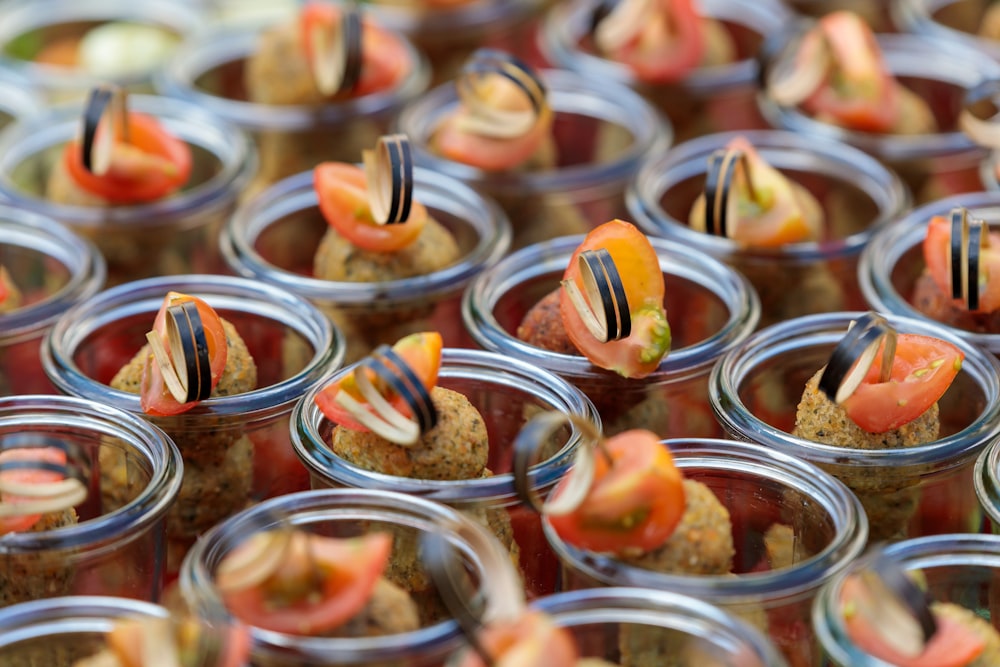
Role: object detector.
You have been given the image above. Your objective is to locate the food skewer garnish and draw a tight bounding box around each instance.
[314,331,441,446]
[948,207,990,312]
[361,133,414,225]
[513,410,685,555]
[0,437,87,534]
[301,1,363,97]
[923,206,1000,315]
[81,83,130,176]
[705,147,755,239]
[818,312,898,405]
[561,248,631,343]
[456,49,548,140]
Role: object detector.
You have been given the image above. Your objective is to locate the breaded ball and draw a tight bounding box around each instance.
[330,577,420,637]
[330,386,488,480]
[516,289,576,354]
[0,508,77,607]
[912,271,1000,334]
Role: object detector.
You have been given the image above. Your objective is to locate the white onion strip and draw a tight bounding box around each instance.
[561,248,631,343]
[593,0,653,53]
[215,528,294,593]
[456,48,548,139]
[81,84,130,176]
[817,313,897,404]
[767,27,831,107]
[362,134,414,225]
[307,3,362,96]
[0,458,87,518]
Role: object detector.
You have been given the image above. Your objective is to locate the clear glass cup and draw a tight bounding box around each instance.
[529,587,790,666]
[223,166,511,364]
[462,233,759,437]
[0,0,203,104]
[758,31,1000,204]
[181,487,510,667]
[544,437,867,667]
[156,20,430,200]
[813,533,1000,666]
[0,205,105,397]
[859,191,1000,356]
[0,394,183,606]
[396,68,671,250]
[42,274,344,575]
[0,94,257,288]
[791,0,894,31]
[0,72,40,135]
[539,0,792,143]
[893,0,1000,62]
[711,310,1000,542]
[628,129,910,329]
[975,435,1000,532]
[292,347,599,600]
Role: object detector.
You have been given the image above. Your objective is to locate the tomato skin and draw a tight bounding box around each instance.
[606,0,705,84]
[139,292,228,417]
[548,430,685,555]
[455,611,578,667]
[64,113,192,204]
[313,162,428,253]
[433,105,554,172]
[840,333,963,434]
[923,215,1000,314]
[220,532,392,636]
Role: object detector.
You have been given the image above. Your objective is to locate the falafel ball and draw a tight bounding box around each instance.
[0,508,78,607]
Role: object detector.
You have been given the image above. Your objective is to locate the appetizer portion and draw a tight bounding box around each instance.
[793,313,963,539]
[31,21,180,79]
[766,11,936,135]
[0,266,22,314]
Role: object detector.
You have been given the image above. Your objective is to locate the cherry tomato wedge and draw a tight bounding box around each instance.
[139,292,228,417]
[840,333,963,434]
[219,532,392,636]
[0,266,12,306]
[314,331,442,431]
[0,447,71,535]
[455,610,578,667]
[313,162,428,253]
[605,0,705,84]
[923,215,1000,314]
[559,220,671,379]
[548,429,685,555]
[64,112,192,204]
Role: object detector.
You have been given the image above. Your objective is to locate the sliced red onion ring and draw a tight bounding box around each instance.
[561,248,631,344]
[958,78,1000,149]
[818,312,897,404]
[307,2,362,96]
[593,0,653,53]
[362,134,414,225]
[766,23,831,107]
[456,48,548,139]
[81,84,129,176]
[512,411,603,517]
[146,302,211,405]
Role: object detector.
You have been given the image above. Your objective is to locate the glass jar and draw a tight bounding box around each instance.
[539,0,791,143]
[0,0,203,103]
[156,19,430,199]
[462,233,759,437]
[859,191,1000,356]
[0,94,256,287]
[813,533,1000,666]
[791,0,894,30]
[0,205,105,396]
[0,72,40,135]
[0,394,182,606]
[893,0,1000,62]
[758,30,1000,205]
[181,487,509,667]
[397,68,671,250]
[529,587,790,666]
[544,437,867,667]
[711,311,1000,541]
[975,435,1000,532]
[292,347,598,599]
[42,274,343,575]
[628,129,909,329]
[223,166,511,364]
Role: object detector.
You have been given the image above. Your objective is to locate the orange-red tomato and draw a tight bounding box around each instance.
[0,447,71,535]
[923,215,1000,314]
[139,292,228,417]
[841,333,963,433]
[455,611,578,667]
[605,0,705,84]
[548,429,685,554]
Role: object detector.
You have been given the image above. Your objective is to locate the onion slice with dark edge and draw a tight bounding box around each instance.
[948,207,989,311]
[362,134,414,225]
[455,49,548,139]
[214,528,295,593]
[305,1,362,96]
[561,248,631,343]
[593,0,653,53]
[958,78,1000,149]
[0,440,88,518]
[818,312,897,404]
[512,411,603,517]
[704,148,757,239]
[765,21,831,107]
[81,83,130,176]
[145,302,212,405]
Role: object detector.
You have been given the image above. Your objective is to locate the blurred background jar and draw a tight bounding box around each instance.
[0,94,256,287]
[976,434,1000,532]
[0,72,40,136]
[628,129,909,329]
[893,0,1000,62]
[0,395,182,606]
[711,311,1000,541]
[0,0,202,103]
[42,274,343,576]
[789,0,894,31]
[0,204,105,397]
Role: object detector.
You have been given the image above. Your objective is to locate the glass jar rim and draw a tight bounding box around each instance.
[368,0,544,37]
[891,0,1000,63]
[0,595,168,646]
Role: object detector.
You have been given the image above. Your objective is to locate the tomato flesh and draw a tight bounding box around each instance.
[840,333,963,433]
[559,219,671,379]
[64,113,192,204]
[455,611,578,667]
[139,292,228,417]
[548,430,685,554]
[606,0,705,84]
[923,215,1000,314]
[0,447,71,535]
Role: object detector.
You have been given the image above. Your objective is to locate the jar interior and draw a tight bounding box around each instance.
[0,243,71,306]
[0,632,105,665]
[547,111,635,168]
[931,0,992,34]
[192,54,250,102]
[2,20,181,63]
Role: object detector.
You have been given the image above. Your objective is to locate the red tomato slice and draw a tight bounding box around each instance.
[0,266,11,306]
[139,291,228,417]
[606,0,705,84]
[923,215,1000,314]
[313,162,428,253]
[840,333,963,434]
[220,532,392,636]
[455,611,578,667]
[840,574,985,667]
[314,331,442,431]
[0,447,69,535]
[548,430,685,554]
[559,220,671,379]
[64,112,192,204]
